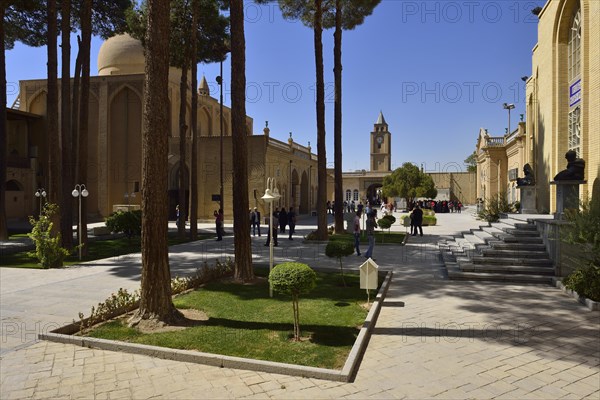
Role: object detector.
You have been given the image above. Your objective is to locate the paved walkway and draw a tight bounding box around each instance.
[1,209,599,399]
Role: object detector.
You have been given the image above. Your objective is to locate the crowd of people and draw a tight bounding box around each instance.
[419,199,462,213]
[205,197,463,244]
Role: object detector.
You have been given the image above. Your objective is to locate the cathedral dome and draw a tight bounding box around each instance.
[98,34,145,76]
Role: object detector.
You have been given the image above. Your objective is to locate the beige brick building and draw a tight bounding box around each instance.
[7,34,317,222]
[477,0,599,212]
[6,35,477,223]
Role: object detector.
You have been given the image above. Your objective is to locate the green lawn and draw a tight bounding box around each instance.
[87,268,379,369]
[0,233,212,269]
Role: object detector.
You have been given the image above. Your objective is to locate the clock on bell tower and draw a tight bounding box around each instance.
[370,111,391,172]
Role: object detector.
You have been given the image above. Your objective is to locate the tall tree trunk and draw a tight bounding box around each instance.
[189,1,198,241]
[47,0,62,267]
[71,37,81,250]
[0,5,8,240]
[333,0,344,234]
[78,0,92,256]
[130,0,181,326]
[178,63,188,239]
[72,37,81,171]
[230,0,253,281]
[314,0,327,240]
[60,0,73,249]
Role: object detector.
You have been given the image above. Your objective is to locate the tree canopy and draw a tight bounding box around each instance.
[464,151,477,173]
[381,163,437,206]
[277,0,379,29]
[127,0,229,67]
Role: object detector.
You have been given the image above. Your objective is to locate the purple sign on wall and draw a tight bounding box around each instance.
[569,79,581,107]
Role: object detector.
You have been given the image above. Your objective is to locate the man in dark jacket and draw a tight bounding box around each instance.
[411,205,423,236]
[287,207,296,240]
[251,207,261,236]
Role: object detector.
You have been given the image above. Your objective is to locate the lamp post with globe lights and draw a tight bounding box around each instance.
[262,177,280,297]
[72,184,89,260]
[34,188,47,216]
[503,103,515,135]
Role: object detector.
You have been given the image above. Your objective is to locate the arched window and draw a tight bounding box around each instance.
[345,190,351,202]
[353,190,359,202]
[568,5,582,156]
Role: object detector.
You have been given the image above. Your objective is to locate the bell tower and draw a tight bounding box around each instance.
[370,111,391,172]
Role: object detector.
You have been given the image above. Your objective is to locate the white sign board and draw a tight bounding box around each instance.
[359,258,379,290]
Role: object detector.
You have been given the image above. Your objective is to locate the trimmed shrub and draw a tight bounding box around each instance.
[377,217,392,230]
[105,210,142,239]
[382,214,396,225]
[422,215,437,226]
[269,262,317,341]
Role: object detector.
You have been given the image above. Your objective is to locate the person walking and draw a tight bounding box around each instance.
[353,210,362,256]
[214,209,223,241]
[264,211,279,247]
[251,207,261,236]
[411,204,423,236]
[364,210,376,260]
[287,207,296,240]
[279,207,288,233]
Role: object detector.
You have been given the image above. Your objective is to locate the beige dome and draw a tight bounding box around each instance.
[98,34,145,76]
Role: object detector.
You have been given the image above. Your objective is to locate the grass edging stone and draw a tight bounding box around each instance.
[554,278,600,311]
[39,270,393,382]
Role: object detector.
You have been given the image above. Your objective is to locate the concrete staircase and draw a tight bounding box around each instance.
[440,215,555,284]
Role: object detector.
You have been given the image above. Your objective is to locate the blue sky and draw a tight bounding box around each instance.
[5,0,546,172]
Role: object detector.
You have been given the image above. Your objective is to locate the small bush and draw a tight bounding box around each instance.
[304,230,319,241]
[382,214,396,225]
[422,215,437,226]
[269,262,317,341]
[325,240,354,258]
[563,263,600,302]
[105,210,142,239]
[377,218,392,230]
[28,203,69,268]
[478,193,511,223]
[561,196,600,302]
[511,201,521,213]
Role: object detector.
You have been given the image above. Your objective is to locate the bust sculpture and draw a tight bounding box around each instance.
[517,163,535,186]
[553,150,585,181]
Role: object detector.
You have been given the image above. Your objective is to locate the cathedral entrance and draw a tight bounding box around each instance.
[168,161,189,220]
[366,183,385,206]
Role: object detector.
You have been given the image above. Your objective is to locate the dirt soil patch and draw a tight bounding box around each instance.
[133,308,208,334]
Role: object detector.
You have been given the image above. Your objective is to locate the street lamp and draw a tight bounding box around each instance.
[34,188,47,216]
[503,103,515,134]
[262,177,281,297]
[72,184,89,261]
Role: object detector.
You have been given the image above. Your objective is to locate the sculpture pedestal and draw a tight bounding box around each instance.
[517,186,537,214]
[550,180,586,219]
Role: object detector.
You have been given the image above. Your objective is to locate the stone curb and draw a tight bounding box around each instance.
[553,278,600,311]
[39,270,393,382]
